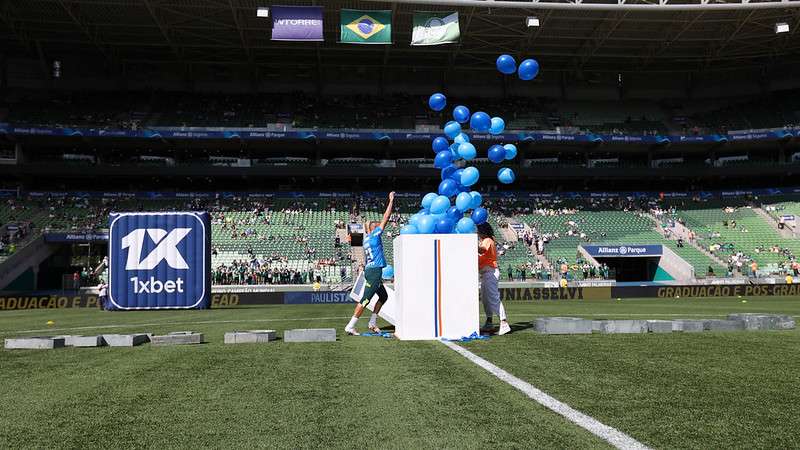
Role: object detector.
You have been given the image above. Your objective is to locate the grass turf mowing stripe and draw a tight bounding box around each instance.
[442,340,651,450]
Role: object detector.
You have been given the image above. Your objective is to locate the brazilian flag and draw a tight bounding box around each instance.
[340,9,392,44]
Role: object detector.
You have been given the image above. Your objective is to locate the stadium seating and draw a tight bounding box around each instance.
[3,194,799,283]
[669,202,800,272]
[9,89,800,135]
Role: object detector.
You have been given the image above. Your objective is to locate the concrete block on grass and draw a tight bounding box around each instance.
[533,317,592,335]
[102,334,150,347]
[703,319,745,332]
[672,320,704,332]
[5,337,65,349]
[224,330,277,344]
[646,320,674,333]
[727,313,795,330]
[595,320,647,334]
[151,331,204,346]
[284,328,336,342]
[70,335,106,347]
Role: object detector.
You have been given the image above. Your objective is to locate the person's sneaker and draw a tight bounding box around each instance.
[498,321,511,336]
[345,327,360,336]
[368,324,382,333]
[480,321,495,333]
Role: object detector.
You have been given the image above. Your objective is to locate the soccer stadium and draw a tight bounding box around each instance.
[1,0,800,448]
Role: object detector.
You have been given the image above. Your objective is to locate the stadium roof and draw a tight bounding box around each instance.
[2,0,800,75]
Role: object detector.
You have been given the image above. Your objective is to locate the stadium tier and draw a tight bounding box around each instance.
[2,193,798,284]
[4,89,800,136]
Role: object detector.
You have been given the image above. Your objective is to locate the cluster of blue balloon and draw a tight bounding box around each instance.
[404,92,519,235]
[496,54,539,81]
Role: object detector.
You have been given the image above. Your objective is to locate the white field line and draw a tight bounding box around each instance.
[442,340,651,450]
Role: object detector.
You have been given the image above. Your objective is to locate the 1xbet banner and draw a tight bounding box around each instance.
[108,212,211,310]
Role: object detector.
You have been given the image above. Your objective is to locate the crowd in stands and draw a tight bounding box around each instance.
[3,191,800,285]
[7,89,800,135]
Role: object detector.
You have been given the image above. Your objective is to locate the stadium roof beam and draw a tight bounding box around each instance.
[575,11,629,70]
[0,1,33,53]
[142,0,183,61]
[447,6,477,75]
[714,10,758,57]
[228,0,253,64]
[517,9,551,57]
[371,0,800,11]
[54,0,114,63]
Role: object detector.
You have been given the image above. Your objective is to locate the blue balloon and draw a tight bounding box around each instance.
[458,142,476,160]
[488,144,506,163]
[400,224,418,235]
[456,217,477,234]
[417,215,436,234]
[430,195,450,214]
[489,117,505,135]
[446,206,462,221]
[429,93,447,111]
[455,192,472,211]
[432,136,449,153]
[503,143,518,160]
[408,214,421,227]
[444,121,461,139]
[471,207,488,225]
[498,167,516,184]
[470,112,491,133]
[421,192,438,209]
[469,191,483,209]
[461,166,480,186]
[450,168,465,183]
[434,150,454,168]
[458,182,470,193]
[518,59,539,81]
[438,178,459,197]
[441,165,457,180]
[448,142,460,157]
[435,217,455,234]
[453,105,471,123]
[382,265,395,279]
[454,133,470,145]
[496,54,517,75]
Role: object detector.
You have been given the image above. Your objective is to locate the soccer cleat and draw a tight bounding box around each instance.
[368,324,382,333]
[345,327,360,336]
[480,321,495,333]
[498,321,511,336]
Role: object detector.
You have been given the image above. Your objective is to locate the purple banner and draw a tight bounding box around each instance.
[271,6,324,41]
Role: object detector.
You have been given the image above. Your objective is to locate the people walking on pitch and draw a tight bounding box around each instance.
[344,192,395,336]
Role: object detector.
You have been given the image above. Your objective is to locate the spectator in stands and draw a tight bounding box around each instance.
[507,265,514,281]
[750,261,758,277]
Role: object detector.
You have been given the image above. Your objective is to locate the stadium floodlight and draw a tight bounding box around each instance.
[775,22,789,33]
[256,7,269,18]
[526,16,540,27]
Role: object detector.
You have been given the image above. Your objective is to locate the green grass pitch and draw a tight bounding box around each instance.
[1,296,798,449]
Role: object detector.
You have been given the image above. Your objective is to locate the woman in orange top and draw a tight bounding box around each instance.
[477,222,510,335]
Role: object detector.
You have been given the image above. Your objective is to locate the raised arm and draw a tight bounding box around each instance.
[378,191,395,231]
